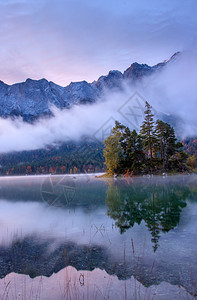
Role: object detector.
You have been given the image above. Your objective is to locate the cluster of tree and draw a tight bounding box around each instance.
[183,137,197,157]
[0,140,105,175]
[183,138,197,169]
[104,101,195,175]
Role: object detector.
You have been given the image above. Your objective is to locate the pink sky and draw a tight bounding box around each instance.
[0,0,196,86]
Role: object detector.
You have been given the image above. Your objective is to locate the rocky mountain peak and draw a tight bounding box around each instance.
[123,62,153,80]
[96,69,123,90]
[0,53,179,121]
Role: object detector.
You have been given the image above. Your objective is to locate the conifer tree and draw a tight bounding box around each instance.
[122,128,145,173]
[155,120,177,168]
[140,101,156,158]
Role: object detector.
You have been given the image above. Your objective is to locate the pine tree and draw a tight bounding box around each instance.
[122,128,145,173]
[155,120,177,168]
[140,101,157,158]
[155,120,165,161]
[166,125,177,160]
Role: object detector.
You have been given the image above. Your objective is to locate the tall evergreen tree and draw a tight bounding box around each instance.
[155,120,177,168]
[155,120,165,161]
[122,128,145,173]
[140,101,156,158]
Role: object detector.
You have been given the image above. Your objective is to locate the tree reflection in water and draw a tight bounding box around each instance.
[105,177,191,252]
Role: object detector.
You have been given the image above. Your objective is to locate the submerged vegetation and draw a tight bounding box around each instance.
[104,101,196,175]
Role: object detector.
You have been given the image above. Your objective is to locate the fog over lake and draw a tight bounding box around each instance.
[0,174,196,299]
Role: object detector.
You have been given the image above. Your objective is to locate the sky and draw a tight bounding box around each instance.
[0,0,197,86]
[0,0,196,152]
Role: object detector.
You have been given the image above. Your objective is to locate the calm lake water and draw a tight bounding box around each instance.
[0,174,197,299]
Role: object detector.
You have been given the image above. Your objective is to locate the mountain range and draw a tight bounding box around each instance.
[0,52,179,122]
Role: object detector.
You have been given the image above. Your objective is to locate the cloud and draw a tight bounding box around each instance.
[140,51,197,137]
[0,50,196,153]
[0,93,131,153]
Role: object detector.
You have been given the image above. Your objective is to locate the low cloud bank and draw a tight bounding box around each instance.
[0,51,196,153]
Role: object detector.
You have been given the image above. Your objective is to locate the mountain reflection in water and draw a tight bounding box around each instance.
[0,174,196,298]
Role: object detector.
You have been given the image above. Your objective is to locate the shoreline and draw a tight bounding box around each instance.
[96,170,196,178]
[0,172,106,180]
[0,171,196,180]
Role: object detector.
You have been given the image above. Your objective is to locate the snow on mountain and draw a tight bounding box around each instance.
[0,52,180,122]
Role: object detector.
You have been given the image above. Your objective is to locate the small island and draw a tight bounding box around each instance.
[104,102,196,176]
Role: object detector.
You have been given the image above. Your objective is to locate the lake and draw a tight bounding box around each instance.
[0,174,196,299]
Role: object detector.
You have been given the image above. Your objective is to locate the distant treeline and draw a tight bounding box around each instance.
[0,140,105,175]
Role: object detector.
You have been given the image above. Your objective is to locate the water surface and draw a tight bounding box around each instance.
[0,174,196,299]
